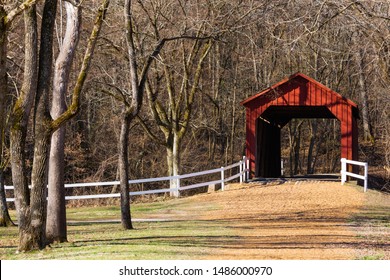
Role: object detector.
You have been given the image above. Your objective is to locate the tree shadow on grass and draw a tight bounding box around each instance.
[3,205,389,258]
[71,232,390,251]
[352,206,390,226]
[67,206,390,254]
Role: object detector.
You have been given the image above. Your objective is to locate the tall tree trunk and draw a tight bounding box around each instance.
[46,127,67,242]
[358,50,374,143]
[293,124,302,175]
[10,4,38,251]
[288,120,303,176]
[306,120,317,174]
[117,0,143,229]
[166,133,180,197]
[229,64,238,164]
[22,0,58,251]
[46,0,81,243]
[0,169,14,226]
[0,5,13,227]
[118,111,133,229]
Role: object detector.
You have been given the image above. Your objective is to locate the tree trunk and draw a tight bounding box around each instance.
[46,126,67,242]
[28,124,51,250]
[306,120,317,174]
[288,120,303,176]
[293,124,302,175]
[0,169,14,226]
[229,64,238,164]
[116,0,143,229]
[166,132,180,197]
[118,111,133,229]
[18,0,58,251]
[10,123,31,249]
[358,50,374,142]
[10,4,38,251]
[0,5,13,227]
[172,134,180,179]
[46,0,81,243]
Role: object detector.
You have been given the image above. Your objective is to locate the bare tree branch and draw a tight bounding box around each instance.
[4,0,40,26]
[52,0,110,131]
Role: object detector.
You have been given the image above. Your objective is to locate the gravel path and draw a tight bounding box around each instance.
[190,181,367,259]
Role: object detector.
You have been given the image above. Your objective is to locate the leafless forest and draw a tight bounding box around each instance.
[49,0,389,184]
[0,0,389,250]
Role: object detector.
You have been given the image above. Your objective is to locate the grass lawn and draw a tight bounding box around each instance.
[0,197,229,260]
[350,186,390,260]
[1,183,389,260]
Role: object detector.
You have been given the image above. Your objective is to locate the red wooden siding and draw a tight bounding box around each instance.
[241,72,359,178]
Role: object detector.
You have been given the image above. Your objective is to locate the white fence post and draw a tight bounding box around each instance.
[175,176,181,197]
[221,166,225,191]
[239,159,243,184]
[364,162,368,192]
[341,158,347,185]
[246,157,250,182]
[281,159,284,176]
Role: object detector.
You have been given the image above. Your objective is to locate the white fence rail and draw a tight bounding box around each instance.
[341,158,368,192]
[5,157,250,202]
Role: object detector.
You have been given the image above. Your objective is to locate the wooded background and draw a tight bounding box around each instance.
[0,0,389,251]
[2,0,390,187]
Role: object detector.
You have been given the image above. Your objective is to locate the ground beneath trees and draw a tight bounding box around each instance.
[2,180,389,260]
[166,181,390,259]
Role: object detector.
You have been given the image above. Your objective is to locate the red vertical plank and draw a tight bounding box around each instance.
[332,91,341,118]
[259,104,264,117]
[291,88,295,105]
[318,87,322,106]
[245,108,251,160]
[352,116,359,161]
[321,89,326,106]
[247,109,256,177]
[311,84,317,106]
[347,107,352,160]
[323,87,326,106]
[340,114,348,159]
[308,82,313,106]
[328,89,332,115]
[295,87,298,105]
[316,85,321,106]
[325,88,329,106]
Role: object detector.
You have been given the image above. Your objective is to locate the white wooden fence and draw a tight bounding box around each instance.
[5,157,250,202]
[341,158,368,192]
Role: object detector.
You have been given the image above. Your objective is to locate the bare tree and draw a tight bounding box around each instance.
[10,0,109,251]
[46,0,82,243]
[136,0,265,192]
[140,38,212,196]
[0,2,11,227]
[0,0,40,227]
[114,0,187,229]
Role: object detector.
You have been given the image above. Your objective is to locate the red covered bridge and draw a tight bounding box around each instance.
[241,72,359,178]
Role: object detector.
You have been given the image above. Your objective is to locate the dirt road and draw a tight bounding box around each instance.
[184,181,378,259]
